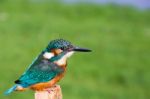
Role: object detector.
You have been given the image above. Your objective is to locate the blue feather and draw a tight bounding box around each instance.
[4,85,17,95]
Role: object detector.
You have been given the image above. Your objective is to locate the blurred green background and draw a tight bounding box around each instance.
[0,0,150,99]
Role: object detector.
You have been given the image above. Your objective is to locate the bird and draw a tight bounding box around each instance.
[5,39,91,95]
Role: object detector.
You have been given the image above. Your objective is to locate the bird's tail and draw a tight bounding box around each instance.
[4,85,17,95]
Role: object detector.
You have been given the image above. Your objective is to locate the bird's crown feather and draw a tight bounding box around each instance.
[46,39,73,51]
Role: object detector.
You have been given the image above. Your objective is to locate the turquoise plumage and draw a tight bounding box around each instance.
[16,52,64,87]
[5,39,91,95]
[5,85,17,95]
[5,52,64,95]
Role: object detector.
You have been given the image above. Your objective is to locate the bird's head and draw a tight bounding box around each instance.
[43,39,91,65]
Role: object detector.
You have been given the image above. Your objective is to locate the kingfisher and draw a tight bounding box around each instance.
[5,39,91,95]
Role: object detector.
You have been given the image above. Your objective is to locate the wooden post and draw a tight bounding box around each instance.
[35,85,62,99]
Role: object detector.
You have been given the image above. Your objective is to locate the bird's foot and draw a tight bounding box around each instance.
[46,89,51,93]
[44,85,57,93]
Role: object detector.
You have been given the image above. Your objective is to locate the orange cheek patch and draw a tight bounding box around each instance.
[51,49,63,55]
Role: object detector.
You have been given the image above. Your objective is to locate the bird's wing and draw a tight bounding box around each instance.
[14,52,64,87]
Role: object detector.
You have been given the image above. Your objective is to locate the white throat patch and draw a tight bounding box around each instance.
[65,51,74,58]
[55,51,74,66]
[43,52,54,59]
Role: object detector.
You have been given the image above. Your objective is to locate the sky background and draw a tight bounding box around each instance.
[62,0,150,9]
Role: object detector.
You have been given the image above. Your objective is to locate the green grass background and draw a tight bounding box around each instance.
[0,1,150,99]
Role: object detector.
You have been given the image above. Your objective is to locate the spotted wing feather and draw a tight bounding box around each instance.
[15,52,64,88]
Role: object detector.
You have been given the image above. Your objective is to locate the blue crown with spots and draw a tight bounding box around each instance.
[46,39,73,51]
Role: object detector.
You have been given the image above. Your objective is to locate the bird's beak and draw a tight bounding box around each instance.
[73,47,92,52]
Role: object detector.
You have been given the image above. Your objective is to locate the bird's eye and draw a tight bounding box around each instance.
[61,46,68,50]
[60,47,64,50]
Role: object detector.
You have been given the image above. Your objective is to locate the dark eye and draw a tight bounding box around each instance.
[60,47,64,50]
[61,46,69,51]
[60,46,66,50]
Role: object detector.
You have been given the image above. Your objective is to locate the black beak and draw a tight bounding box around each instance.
[73,47,92,52]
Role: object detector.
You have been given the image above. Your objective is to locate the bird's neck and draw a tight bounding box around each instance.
[46,52,66,66]
[49,52,66,62]
[54,51,74,66]
[54,56,67,67]
[43,51,74,66]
